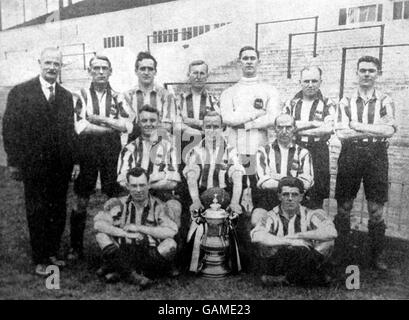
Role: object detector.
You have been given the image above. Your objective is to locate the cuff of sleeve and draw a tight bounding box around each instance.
[93,211,112,223]
[182,164,200,180]
[300,177,313,191]
[117,174,127,187]
[244,122,253,130]
[75,120,89,135]
[166,170,181,182]
[257,176,271,189]
[250,226,263,241]
[228,164,245,181]
[125,121,134,134]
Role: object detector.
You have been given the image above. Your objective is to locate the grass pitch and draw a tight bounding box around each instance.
[1,167,408,300]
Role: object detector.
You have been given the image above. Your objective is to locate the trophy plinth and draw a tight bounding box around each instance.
[200,194,230,279]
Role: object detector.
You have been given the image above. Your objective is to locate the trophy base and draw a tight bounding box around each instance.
[200,265,230,279]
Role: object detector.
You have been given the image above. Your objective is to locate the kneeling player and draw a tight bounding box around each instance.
[251,177,337,286]
[94,167,178,288]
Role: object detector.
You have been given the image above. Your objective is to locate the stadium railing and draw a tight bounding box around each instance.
[287,24,385,79]
[254,16,319,55]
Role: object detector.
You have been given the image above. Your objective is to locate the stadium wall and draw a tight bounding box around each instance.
[0,0,408,237]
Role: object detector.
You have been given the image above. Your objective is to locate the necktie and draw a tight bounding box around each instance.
[48,86,55,103]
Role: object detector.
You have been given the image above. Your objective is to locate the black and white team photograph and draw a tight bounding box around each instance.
[0,0,408,303]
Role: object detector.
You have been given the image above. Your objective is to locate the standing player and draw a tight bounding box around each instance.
[177,60,220,134]
[220,46,281,213]
[285,66,335,209]
[122,51,177,141]
[334,56,396,270]
[69,55,134,261]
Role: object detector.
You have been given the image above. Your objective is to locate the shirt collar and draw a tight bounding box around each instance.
[134,82,161,94]
[201,137,227,149]
[128,195,150,209]
[188,87,208,97]
[272,139,295,150]
[278,205,301,220]
[239,76,259,84]
[140,131,161,145]
[39,75,56,91]
[90,82,109,94]
[353,88,380,102]
[294,89,324,102]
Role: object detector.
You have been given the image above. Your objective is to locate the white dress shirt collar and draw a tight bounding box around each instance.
[39,76,56,100]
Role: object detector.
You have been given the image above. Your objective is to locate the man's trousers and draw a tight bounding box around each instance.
[24,171,70,265]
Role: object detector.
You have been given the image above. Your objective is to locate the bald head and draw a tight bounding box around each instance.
[40,47,62,61]
[39,47,63,84]
[274,113,296,146]
[274,113,295,127]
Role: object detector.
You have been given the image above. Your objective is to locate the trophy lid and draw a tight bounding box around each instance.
[204,193,227,219]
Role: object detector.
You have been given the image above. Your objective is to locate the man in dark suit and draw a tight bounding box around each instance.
[2,47,79,276]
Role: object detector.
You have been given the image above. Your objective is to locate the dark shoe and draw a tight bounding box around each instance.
[49,256,66,268]
[35,264,51,276]
[370,258,389,272]
[261,275,289,287]
[96,264,112,277]
[104,272,121,283]
[67,248,83,261]
[127,271,152,289]
[168,265,180,277]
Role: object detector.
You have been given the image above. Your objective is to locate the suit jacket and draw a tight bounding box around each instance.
[2,76,76,179]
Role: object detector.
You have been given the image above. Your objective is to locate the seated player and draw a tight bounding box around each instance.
[183,111,244,273]
[117,104,182,228]
[251,177,337,287]
[252,113,314,226]
[94,167,178,288]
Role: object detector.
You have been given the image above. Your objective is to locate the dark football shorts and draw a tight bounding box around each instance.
[335,141,389,204]
[300,140,330,202]
[74,133,123,198]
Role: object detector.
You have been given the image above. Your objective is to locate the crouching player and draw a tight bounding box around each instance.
[251,177,337,286]
[94,167,178,289]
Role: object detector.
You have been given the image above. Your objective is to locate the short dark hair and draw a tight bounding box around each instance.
[188,60,208,73]
[139,104,160,116]
[278,177,304,194]
[203,111,222,124]
[238,46,260,59]
[89,55,112,68]
[135,51,157,70]
[357,56,380,71]
[126,166,148,182]
[300,65,322,78]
